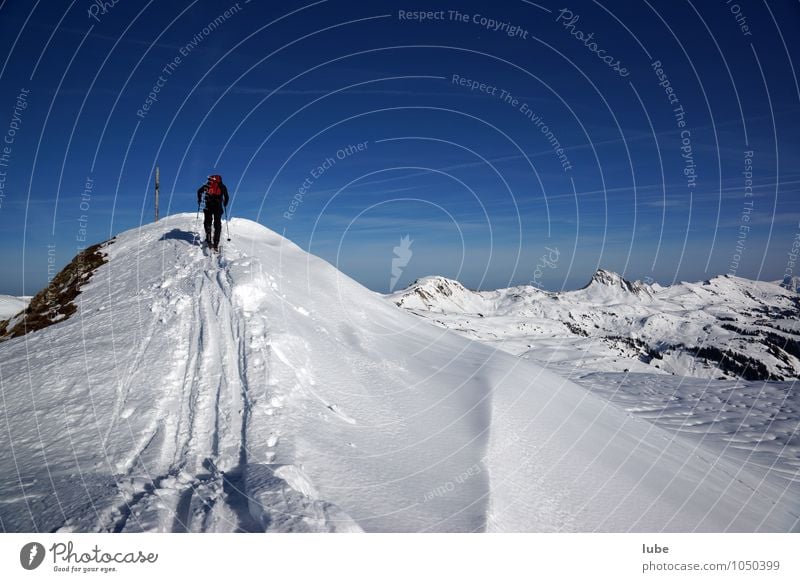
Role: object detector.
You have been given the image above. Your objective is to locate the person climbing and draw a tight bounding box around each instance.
[197,174,229,251]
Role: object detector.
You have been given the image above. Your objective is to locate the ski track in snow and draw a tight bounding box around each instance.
[0,223,357,533]
[99,238,352,532]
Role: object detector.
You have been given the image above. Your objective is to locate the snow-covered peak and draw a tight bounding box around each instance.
[411,275,470,296]
[582,268,654,298]
[387,275,491,313]
[591,268,624,284]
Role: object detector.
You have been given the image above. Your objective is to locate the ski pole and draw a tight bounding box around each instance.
[224,206,231,241]
[195,205,201,245]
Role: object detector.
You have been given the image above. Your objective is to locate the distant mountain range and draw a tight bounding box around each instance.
[388,270,800,381]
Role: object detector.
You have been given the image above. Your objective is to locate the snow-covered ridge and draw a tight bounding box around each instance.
[1,215,797,532]
[389,270,800,380]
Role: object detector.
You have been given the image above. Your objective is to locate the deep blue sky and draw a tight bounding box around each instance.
[1,0,799,295]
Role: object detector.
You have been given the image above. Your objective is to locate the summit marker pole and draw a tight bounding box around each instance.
[154,166,160,222]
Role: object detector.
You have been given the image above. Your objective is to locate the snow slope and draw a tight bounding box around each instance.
[0,294,29,320]
[0,215,797,532]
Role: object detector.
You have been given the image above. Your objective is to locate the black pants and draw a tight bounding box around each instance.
[203,207,223,246]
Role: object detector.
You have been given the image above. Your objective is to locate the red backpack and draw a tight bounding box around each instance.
[207,174,222,196]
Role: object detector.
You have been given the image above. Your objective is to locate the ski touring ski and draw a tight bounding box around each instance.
[200,240,222,260]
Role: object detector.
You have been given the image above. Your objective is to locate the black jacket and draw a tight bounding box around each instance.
[197,182,229,209]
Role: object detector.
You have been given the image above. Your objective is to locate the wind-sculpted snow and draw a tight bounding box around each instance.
[573,372,800,492]
[0,215,797,532]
